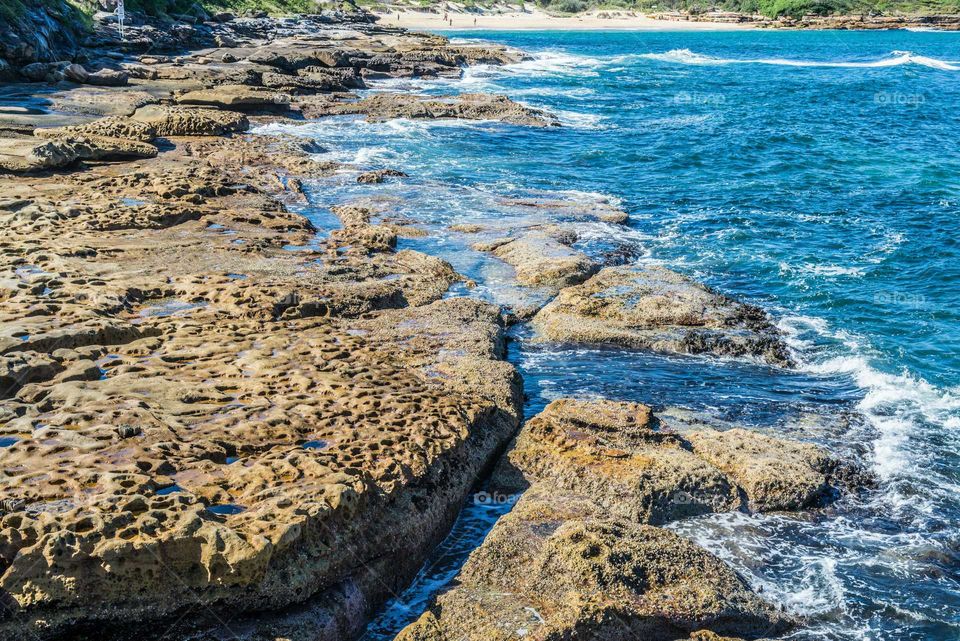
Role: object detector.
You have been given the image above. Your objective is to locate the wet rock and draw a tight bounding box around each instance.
[499,195,630,224]
[683,427,867,512]
[493,398,868,522]
[356,168,407,184]
[396,486,793,641]
[532,265,793,366]
[492,398,741,523]
[300,93,559,127]
[131,105,249,137]
[0,137,78,173]
[475,230,599,290]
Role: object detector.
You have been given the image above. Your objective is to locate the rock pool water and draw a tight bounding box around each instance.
[257,29,960,641]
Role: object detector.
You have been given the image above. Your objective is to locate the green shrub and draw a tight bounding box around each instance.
[551,0,588,11]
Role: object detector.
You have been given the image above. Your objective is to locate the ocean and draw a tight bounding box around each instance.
[255,29,960,641]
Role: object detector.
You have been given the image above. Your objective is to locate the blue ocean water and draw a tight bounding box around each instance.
[258,29,960,641]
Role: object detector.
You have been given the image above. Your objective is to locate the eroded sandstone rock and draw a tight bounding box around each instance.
[493,399,866,522]
[0,137,78,173]
[396,487,793,641]
[532,265,793,366]
[299,92,559,127]
[35,116,158,143]
[131,105,249,137]
[683,427,868,512]
[0,136,518,641]
[475,230,599,291]
[176,83,292,109]
[39,133,158,161]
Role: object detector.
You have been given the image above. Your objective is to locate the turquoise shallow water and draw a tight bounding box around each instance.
[258,29,960,641]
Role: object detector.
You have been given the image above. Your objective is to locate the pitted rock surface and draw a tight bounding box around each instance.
[475,229,599,292]
[131,105,250,137]
[492,398,868,523]
[299,93,559,127]
[395,486,793,641]
[532,265,793,366]
[0,135,520,641]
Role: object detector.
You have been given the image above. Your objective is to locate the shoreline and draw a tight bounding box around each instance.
[376,8,756,31]
[0,10,892,641]
[375,6,960,31]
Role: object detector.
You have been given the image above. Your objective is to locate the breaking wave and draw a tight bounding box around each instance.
[639,48,960,70]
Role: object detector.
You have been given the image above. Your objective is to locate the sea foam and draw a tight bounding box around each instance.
[640,48,960,70]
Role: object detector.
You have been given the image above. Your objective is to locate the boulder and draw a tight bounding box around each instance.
[63,63,89,83]
[492,398,740,523]
[396,487,793,641]
[0,138,78,173]
[19,62,57,82]
[131,105,249,137]
[532,265,793,366]
[86,69,129,86]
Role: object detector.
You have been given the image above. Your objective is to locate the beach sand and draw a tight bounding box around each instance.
[376,7,756,31]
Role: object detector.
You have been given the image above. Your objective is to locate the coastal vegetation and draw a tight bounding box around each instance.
[3,0,958,23]
[536,0,960,17]
[0,0,341,21]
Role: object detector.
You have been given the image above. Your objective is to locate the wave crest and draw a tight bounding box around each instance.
[640,48,960,70]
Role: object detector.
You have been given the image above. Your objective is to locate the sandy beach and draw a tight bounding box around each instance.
[376,7,756,31]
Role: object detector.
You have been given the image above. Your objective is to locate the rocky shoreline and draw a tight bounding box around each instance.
[0,11,874,641]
